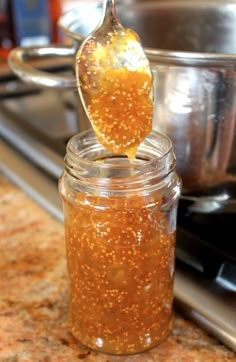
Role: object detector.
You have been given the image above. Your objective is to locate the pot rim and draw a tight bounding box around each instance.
[58,0,236,68]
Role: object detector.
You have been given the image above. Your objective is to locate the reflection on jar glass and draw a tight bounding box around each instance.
[59,129,181,355]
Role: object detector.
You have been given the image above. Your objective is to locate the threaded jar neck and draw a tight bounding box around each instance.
[64,129,177,195]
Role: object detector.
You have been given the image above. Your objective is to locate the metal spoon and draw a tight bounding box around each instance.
[75,0,153,160]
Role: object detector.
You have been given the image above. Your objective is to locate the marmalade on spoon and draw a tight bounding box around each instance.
[77,28,153,160]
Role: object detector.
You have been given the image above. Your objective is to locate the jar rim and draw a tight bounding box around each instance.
[64,129,177,194]
[66,129,173,169]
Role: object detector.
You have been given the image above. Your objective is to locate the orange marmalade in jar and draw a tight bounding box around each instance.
[59,129,181,355]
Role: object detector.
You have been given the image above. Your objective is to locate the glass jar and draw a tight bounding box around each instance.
[59,129,181,355]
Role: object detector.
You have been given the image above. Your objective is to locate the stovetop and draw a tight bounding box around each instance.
[0,73,236,351]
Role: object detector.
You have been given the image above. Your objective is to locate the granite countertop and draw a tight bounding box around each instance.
[0,174,235,362]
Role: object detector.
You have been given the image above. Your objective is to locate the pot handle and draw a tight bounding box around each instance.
[8,44,77,89]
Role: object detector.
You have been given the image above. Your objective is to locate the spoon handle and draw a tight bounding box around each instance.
[102,0,118,24]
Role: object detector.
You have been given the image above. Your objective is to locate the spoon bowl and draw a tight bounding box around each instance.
[75,0,153,160]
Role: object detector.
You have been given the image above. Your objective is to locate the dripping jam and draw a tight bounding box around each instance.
[77,28,153,160]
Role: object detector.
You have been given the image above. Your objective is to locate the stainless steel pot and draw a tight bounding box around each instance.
[8,0,236,194]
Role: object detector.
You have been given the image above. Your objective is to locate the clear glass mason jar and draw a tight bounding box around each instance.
[59,129,181,355]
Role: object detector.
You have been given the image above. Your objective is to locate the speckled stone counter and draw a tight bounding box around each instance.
[0,175,235,362]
